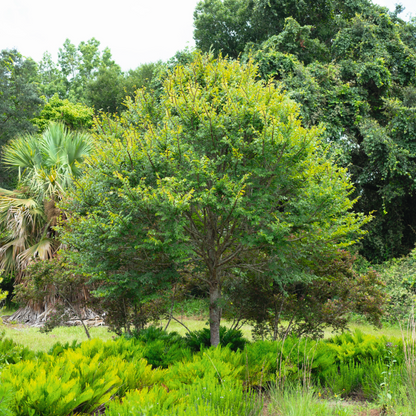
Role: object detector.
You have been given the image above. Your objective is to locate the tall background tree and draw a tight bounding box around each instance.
[0,49,43,186]
[194,0,416,262]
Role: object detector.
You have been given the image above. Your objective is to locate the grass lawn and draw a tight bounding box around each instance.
[0,313,404,352]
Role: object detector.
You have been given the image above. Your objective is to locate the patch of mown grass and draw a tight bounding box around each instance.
[0,314,405,353]
[1,306,18,316]
[335,323,403,340]
[0,324,113,351]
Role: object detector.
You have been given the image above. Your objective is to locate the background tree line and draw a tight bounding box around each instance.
[3,0,416,262]
[194,0,416,263]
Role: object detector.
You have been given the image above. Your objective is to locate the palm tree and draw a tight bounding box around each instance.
[0,122,93,279]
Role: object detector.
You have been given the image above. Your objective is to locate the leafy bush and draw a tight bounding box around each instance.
[165,348,244,390]
[224,251,386,340]
[375,248,416,322]
[0,384,14,416]
[184,326,247,352]
[0,327,411,413]
[48,337,166,395]
[124,326,191,368]
[142,340,192,369]
[105,384,182,416]
[1,350,122,416]
[126,325,183,345]
[106,378,262,416]
[73,337,145,362]
[0,331,35,368]
[47,340,82,356]
[323,329,403,365]
[1,337,169,415]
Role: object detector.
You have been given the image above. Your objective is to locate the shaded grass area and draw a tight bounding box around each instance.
[0,317,404,353]
[165,318,404,341]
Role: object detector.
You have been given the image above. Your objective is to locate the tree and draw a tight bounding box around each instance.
[193,0,373,59]
[249,7,416,261]
[0,49,43,186]
[56,38,120,103]
[223,250,386,340]
[85,62,163,114]
[37,52,67,100]
[0,122,93,324]
[85,66,124,114]
[62,53,369,346]
[194,0,259,58]
[0,123,93,280]
[197,0,416,261]
[32,94,94,132]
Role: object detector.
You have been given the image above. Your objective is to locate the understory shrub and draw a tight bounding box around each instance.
[106,378,262,416]
[47,340,82,356]
[0,384,14,416]
[184,326,247,352]
[375,248,416,323]
[324,330,403,365]
[1,350,122,416]
[125,326,191,368]
[0,331,35,368]
[1,338,166,415]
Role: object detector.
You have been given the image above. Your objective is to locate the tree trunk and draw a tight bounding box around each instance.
[4,302,100,327]
[209,283,221,347]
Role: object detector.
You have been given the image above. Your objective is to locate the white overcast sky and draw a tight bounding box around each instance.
[1,0,415,72]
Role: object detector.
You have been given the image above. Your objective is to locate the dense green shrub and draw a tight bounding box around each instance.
[1,340,166,415]
[165,347,244,389]
[0,332,35,368]
[73,337,145,362]
[184,327,247,352]
[375,248,416,322]
[106,378,262,416]
[1,350,122,416]
[0,384,14,416]
[125,326,183,345]
[47,340,82,356]
[0,327,411,412]
[32,94,94,132]
[142,340,192,369]
[324,330,403,365]
[124,326,191,368]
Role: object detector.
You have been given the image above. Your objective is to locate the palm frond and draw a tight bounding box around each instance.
[0,236,27,274]
[17,236,56,270]
[0,121,93,276]
[2,134,42,170]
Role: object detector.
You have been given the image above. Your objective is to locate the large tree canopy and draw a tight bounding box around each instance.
[36,38,163,115]
[193,0,383,59]
[0,49,42,142]
[194,0,416,261]
[61,53,368,345]
[0,49,43,188]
